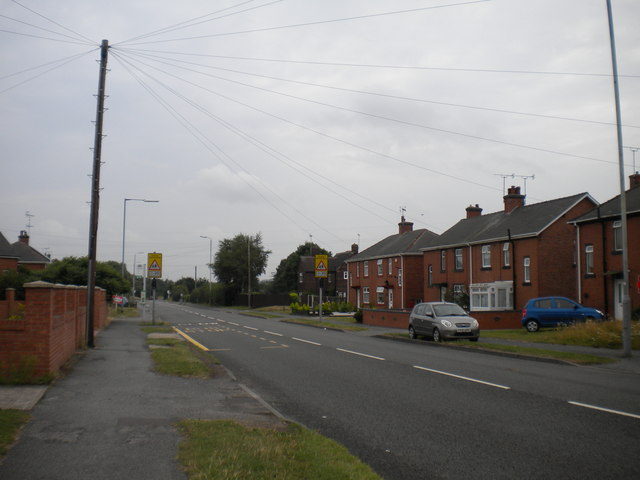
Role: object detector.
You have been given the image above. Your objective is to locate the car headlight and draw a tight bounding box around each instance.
[596,310,604,317]
[440,320,452,327]
[472,319,479,328]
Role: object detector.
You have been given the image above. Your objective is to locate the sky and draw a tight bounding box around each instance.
[1,0,639,282]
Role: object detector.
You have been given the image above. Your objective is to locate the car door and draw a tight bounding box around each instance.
[411,304,425,334]
[554,297,581,324]
[422,304,436,335]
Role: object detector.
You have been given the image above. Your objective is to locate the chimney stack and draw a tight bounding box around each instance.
[351,243,359,255]
[398,216,414,234]
[630,172,640,189]
[18,230,29,245]
[466,204,482,219]
[504,186,525,213]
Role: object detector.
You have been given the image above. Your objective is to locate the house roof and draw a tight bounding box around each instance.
[0,232,19,260]
[422,192,595,250]
[570,185,640,223]
[11,240,51,265]
[347,228,440,262]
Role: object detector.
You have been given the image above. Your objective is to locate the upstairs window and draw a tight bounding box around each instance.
[455,248,463,270]
[440,250,446,271]
[503,242,511,267]
[377,259,383,276]
[613,221,622,251]
[585,245,594,275]
[363,261,369,277]
[388,258,393,275]
[481,245,491,268]
[523,257,531,284]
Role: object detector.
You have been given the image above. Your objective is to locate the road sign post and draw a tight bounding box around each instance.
[147,253,162,325]
[315,255,328,320]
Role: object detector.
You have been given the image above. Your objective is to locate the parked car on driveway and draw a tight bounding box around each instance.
[522,296,604,332]
[408,302,480,342]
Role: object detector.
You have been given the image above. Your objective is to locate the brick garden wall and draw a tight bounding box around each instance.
[0,281,108,380]
[363,308,523,330]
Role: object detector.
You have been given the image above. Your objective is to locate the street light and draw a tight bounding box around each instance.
[121,198,159,278]
[200,235,213,304]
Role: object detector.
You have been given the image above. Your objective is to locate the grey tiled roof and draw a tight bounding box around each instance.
[423,192,594,250]
[570,186,640,223]
[11,240,51,265]
[0,232,19,259]
[347,228,440,262]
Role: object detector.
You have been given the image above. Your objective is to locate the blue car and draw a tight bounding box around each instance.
[522,297,604,332]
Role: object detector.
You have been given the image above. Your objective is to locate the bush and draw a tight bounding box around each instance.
[353,309,363,323]
[290,302,310,315]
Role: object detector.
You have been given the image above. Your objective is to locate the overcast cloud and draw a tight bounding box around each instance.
[1,0,639,281]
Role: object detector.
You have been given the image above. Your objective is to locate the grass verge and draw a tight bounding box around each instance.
[283,317,367,332]
[177,420,382,480]
[147,338,214,378]
[0,409,30,457]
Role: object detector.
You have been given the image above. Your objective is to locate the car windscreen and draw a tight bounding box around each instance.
[433,304,466,317]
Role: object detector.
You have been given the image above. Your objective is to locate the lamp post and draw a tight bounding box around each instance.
[121,198,158,278]
[200,235,213,305]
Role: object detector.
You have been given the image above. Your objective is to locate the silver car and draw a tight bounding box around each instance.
[408,302,480,342]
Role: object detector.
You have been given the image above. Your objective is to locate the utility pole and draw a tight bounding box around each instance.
[247,235,251,308]
[86,39,109,349]
[606,1,631,357]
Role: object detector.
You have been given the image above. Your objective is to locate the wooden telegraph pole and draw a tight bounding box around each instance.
[86,40,109,348]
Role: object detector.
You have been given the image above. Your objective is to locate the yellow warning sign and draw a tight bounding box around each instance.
[147,252,163,278]
[315,254,328,278]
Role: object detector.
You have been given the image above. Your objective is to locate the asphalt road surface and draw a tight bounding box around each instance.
[154,302,640,480]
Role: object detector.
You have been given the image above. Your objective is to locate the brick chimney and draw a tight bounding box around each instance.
[18,230,29,245]
[351,243,359,255]
[466,204,482,219]
[630,172,640,189]
[504,186,525,213]
[398,216,413,234]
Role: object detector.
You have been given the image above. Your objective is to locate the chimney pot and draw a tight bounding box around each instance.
[351,243,359,255]
[504,185,525,213]
[398,217,414,234]
[630,172,640,189]
[466,204,483,219]
[18,230,29,245]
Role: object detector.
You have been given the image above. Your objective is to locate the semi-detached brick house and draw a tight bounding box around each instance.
[0,230,50,272]
[421,186,597,329]
[570,173,640,320]
[346,217,439,310]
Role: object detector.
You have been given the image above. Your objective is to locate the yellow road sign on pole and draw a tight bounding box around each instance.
[315,254,328,278]
[147,252,163,278]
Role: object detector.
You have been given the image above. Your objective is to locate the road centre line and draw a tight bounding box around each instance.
[568,401,640,420]
[264,331,283,337]
[337,348,385,361]
[229,322,239,326]
[413,366,510,390]
[293,337,322,346]
[243,326,259,331]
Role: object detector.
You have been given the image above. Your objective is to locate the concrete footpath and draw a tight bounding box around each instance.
[0,317,285,480]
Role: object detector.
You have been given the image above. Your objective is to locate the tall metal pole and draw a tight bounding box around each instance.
[247,235,251,308]
[121,198,159,278]
[606,0,631,357]
[86,40,109,349]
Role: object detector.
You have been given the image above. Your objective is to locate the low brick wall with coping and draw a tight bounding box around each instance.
[0,281,109,380]
[363,307,523,330]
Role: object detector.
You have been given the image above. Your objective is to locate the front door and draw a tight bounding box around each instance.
[388,289,393,309]
[614,280,625,320]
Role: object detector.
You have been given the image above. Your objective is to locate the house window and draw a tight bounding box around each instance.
[377,259,383,276]
[388,289,393,308]
[440,250,446,271]
[363,286,370,304]
[356,263,360,278]
[398,268,403,287]
[364,261,369,277]
[613,221,622,251]
[388,258,393,275]
[470,282,513,311]
[585,245,594,275]
[455,248,463,271]
[503,242,511,267]
[452,284,466,308]
[376,286,385,304]
[298,272,303,284]
[481,245,491,268]
[427,265,433,287]
[523,257,531,283]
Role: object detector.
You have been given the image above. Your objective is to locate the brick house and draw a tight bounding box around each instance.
[0,231,50,272]
[421,187,598,329]
[570,173,640,319]
[346,217,439,310]
[297,244,359,300]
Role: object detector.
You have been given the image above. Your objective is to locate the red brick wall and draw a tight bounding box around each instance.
[0,282,108,380]
[363,308,410,329]
[0,258,18,271]
[363,308,522,330]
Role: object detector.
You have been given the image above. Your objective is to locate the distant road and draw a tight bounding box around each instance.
[156,302,640,480]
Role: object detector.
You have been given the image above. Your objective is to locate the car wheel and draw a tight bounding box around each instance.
[408,326,417,339]
[525,320,540,333]
[432,327,442,342]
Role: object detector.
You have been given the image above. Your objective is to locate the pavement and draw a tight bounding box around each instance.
[1,313,639,479]
[0,315,286,480]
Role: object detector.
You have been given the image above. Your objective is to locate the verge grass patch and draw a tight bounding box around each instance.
[283,318,367,332]
[178,420,381,480]
[455,342,616,365]
[0,409,30,457]
[148,339,212,378]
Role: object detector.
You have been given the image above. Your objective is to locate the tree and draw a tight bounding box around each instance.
[272,242,331,294]
[39,256,129,296]
[212,233,270,303]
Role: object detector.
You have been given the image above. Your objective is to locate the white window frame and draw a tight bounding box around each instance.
[363,261,369,277]
[427,265,433,287]
[455,248,463,270]
[523,257,531,283]
[481,245,491,268]
[363,286,370,304]
[503,242,510,267]
[398,268,403,287]
[388,289,393,308]
[377,259,383,276]
[343,270,349,280]
[388,258,393,275]
[376,286,385,304]
[440,250,446,271]
[470,281,513,311]
[585,245,594,275]
[613,221,622,251]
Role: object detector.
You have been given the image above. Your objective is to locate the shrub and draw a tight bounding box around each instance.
[353,309,363,323]
[290,302,310,315]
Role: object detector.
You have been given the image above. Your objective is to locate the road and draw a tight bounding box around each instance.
[154,302,640,480]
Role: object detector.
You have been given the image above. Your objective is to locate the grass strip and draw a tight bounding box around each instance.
[141,325,175,334]
[454,342,615,365]
[177,420,381,480]
[147,339,212,378]
[0,409,30,457]
[283,318,367,332]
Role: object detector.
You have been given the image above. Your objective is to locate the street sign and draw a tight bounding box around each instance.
[315,254,328,278]
[112,295,123,305]
[147,252,163,278]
